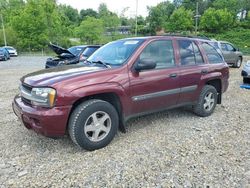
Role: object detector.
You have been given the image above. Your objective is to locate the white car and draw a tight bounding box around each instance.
[242,60,250,84]
[4,46,18,56]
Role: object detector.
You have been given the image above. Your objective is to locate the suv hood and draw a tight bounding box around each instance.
[21,65,105,86]
[49,43,75,56]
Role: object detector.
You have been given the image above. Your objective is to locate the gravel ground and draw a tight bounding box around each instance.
[0,56,249,187]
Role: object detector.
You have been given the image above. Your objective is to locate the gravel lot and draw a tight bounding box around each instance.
[0,56,249,187]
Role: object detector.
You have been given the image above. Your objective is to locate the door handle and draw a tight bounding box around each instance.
[169,73,177,78]
[201,69,208,74]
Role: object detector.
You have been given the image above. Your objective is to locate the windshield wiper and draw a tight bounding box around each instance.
[92,60,111,68]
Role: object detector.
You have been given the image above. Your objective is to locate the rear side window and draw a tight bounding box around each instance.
[178,40,204,66]
[201,43,224,64]
[139,40,175,69]
[221,43,227,51]
[226,44,235,51]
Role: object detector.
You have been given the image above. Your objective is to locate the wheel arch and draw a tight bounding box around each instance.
[205,79,222,104]
[67,92,126,133]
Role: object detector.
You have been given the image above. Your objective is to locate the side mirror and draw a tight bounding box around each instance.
[134,58,156,71]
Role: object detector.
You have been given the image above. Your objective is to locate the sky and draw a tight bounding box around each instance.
[57,0,166,17]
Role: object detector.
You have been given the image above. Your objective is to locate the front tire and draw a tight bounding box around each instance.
[68,99,119,151]
[193,85,218,117]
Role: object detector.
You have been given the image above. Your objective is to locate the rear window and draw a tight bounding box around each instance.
[82,47,99,57]
[201,43,224,64]
[68,46,86,56]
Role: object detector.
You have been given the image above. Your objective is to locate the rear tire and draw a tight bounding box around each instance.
[193,85,218,117]
[233,58,242,68]
[68,99,119,151]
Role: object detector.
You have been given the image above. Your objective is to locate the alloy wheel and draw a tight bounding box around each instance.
[203,92,215,112]
[84,111,111,142]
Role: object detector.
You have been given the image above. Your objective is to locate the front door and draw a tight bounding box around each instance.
[128,40,180,115]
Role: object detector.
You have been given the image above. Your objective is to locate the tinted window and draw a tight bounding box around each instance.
[68,46,86,56]
[88,39,144,66]
[221,43,227,51]
[201,43,224,64]
[82,47,99,57]
[226,44,235,51]
[139,40,175,69]
[193,42,204,64]
[178,40,195,66]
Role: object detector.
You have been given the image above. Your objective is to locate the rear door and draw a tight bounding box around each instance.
[176,39,210,103]
[128,39,180,115]
[220,42,234,64]
[225,43,238,63]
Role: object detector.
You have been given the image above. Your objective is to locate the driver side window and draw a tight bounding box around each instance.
[139,40,175,70]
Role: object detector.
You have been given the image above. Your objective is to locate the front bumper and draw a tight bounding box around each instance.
[12,95,71,137]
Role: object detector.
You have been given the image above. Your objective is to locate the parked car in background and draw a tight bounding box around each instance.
[45,43,101,68]
[0,47,10,61]
[13,36,229,150]
[211,40,243,68]
[242,60,250,84]
[3,46,18,56]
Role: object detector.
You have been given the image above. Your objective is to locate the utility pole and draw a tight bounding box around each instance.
[194,2,201,35]
[0,14,7,46]
[135,0,138,36]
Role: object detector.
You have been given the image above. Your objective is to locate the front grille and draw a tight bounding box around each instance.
[21,96,32,105]
[20,83,33,105]
[22,83,32,92]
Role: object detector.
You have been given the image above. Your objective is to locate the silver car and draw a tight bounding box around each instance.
[242,61,250,84]
[211,41,243,68]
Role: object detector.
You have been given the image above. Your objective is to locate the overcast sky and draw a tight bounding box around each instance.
[57,0,166,17]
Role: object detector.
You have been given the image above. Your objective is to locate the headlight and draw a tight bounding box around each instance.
[31,87,56,107]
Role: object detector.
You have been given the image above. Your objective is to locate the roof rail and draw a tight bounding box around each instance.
[161,33,211,40]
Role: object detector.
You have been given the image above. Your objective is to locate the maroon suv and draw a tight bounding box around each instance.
[13,36,229,150]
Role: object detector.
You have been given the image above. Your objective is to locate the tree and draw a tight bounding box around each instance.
[80,8,98,20]
[98,3,109,17]
[212,0,239,17]
[75,16,104,44]
[147,1,175,33]
[10,0,66,50]
[167,7,193,32]
[58,5,79,25]
[200,8,234,33]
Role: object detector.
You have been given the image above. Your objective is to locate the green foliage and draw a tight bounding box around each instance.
[75,16,104,44]
[147,1,175,33]
[98,3,120,29]
[80,9,98,20]
[167,7,193,32]
[212,0,239,16]
[0,27,17,46]
[200,8,234,33]
[58,5,79,25]
[0,0,249,54]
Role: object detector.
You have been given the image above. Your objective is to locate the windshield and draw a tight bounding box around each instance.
[68,46,86,56]
[6,47,14,50]
[88,39,145,66]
